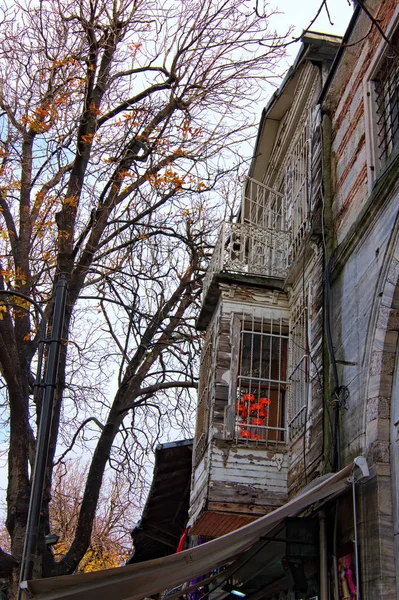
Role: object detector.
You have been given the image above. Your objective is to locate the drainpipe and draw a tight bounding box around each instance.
[321,112,336,471]
[321,109,341,600]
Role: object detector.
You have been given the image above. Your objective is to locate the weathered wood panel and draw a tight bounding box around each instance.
[188,452,209,527]
[208,482,287,508]
[210,443,288,496]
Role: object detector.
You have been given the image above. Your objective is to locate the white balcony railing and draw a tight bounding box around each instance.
[203,221,289,300]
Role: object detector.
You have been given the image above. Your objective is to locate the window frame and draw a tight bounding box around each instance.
[193,323,215,466]
[288,291,311,440]
[226,313,289,445]
[364,6,399,189]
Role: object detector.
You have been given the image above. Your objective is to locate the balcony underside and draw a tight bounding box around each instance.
[190,511,256,538]
[191,485,287,538]
[197,270,285,331]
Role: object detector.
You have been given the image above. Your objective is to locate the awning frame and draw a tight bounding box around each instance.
[22,462,365,600]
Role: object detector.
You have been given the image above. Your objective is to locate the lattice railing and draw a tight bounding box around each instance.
[285,120,311,263]
[202,222,289,300]
[243,177,286,230]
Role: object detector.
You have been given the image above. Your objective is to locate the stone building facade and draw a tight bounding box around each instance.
[321,1,399,596]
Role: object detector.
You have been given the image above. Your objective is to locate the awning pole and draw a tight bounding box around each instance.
[333,499,340,600]
[349,456,369,600]
[319,511,328,600]
[352,475,360,600]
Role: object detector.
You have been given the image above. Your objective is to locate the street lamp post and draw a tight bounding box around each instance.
[0,275,68,597]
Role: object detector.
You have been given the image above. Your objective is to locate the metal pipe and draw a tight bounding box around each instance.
[18,276,68,596]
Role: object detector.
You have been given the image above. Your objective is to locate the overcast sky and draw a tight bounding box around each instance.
[249,0,354,124]
[274,0,354,52]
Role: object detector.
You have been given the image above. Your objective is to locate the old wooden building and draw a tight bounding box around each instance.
[187,2,399,598]
[188,30,343,592]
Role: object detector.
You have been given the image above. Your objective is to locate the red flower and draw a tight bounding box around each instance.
[236,401,248,416]
[252,418,265,426]
[260,397,271,405]
[242,393,255,402]
[240,430,251,438]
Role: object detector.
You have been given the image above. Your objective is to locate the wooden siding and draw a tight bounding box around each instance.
[189,287,290,534]
[188,452,210,528]
[264,62,321,192]
[287,245,325,495]
[189,440,288,538]
[285,101,326,495]
[209,443,288,496]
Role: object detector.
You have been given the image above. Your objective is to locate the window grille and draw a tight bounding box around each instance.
[288,297,309,439]
[234,315,288,445]
[374,38,399,164]
[193,328,214,466]
[285,119,311,263]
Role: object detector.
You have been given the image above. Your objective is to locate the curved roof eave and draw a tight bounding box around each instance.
[248,31,343,182]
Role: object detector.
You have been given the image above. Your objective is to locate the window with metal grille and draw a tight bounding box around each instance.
[234,316,288,444]
[374,36,399,165]
[285,119,311,263]
[288,297,309,439]
[193,328,214,466]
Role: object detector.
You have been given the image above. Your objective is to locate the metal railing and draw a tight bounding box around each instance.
[202,221,289,300]
[243,177,286,231]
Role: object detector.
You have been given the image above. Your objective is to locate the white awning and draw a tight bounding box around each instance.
[23,463,353,600]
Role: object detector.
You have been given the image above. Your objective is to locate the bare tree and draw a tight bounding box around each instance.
[0,462,135,576]
[0,0,289,585]
[50,462,137,572]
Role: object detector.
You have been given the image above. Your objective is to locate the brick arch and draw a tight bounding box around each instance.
[363,222,399,463]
